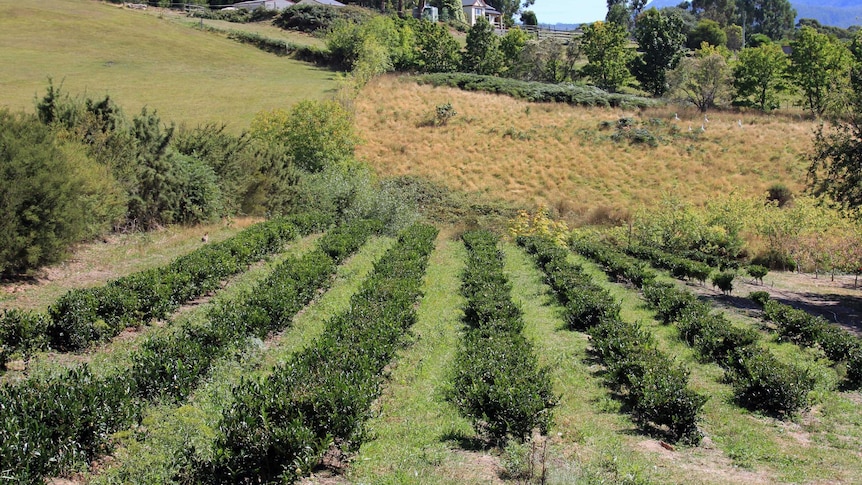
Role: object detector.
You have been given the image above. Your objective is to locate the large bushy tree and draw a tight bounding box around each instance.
[462,17,504,75]
[808,33,862,217]
[632,8,687,96]
[789,26,851,116]
[732,42,789,111]
[581,20,634,92]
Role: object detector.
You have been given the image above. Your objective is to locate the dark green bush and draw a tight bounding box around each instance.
[711,271,735,295]
[451,231,556,445]
[570,237,657,288]
[749,291,770,307]
[274,4,371,33]
[727,347,815,416]
[747,265,769,284]
[0,110,124,275]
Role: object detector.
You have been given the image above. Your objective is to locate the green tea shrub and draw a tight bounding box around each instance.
[727,347,815,416]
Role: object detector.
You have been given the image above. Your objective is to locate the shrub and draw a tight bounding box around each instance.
[767,183,793,207]
[748,290,770,307]
[747,265,768,284]
[711,271,735,295]
[435,102,457,125]
[727,347,815,416]
[274,3,370,33]
[0,110,123,275]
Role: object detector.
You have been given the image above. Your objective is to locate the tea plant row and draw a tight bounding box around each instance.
[750,291,862,389]
[448,230,556,446]
[188,223,438,483]
[0,212,333,367]
[571,237,817,417]
[0,219,377,484]
[519,236,705,444]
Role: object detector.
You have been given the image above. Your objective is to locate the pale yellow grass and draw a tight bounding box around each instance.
[355,75,814,222]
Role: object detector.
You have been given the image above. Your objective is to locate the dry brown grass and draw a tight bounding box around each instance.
[355,75,814,223]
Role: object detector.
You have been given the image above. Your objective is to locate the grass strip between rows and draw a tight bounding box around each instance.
[0,219,377,484]
[190,223,438,483]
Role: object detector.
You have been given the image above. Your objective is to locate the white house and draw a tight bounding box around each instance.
[462,0,502,29]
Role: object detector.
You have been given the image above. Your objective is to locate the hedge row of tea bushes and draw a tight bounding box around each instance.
[751,292,862,389]
[569,236,657,288]
[624,244,713,285]
[0,213,332,369]
[448,230,556,446]
[573,237,817,417]
[640,282,815,417]
[0,219,376,483]
[191,223,437,483]
[416,74,655,108]
[519,236,705,443]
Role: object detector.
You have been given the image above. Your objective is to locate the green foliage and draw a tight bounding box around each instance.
[416,73,655,108]
[570,235,657,288]
[580,21,635,92]
[789,26,851,116]
[450,230,557,445]
[201,223,437,482]
[749,290,771,307]
[0,110,124,275]
[499,27,531,75]
[747,264,768,284]
[727,346,815,417]
[520,9,537,25]
[521,235,704,443]
[733,43,790,111]
[435,102,457,125]
[632,8,687,96]
[766,182,793,207]
[687,19,727,49]
[739,0,796,41]
[710,270,735,294]
[625,244,712,284]
[668,43,732,112]
[462,18,504,76]
[412,18,461,73]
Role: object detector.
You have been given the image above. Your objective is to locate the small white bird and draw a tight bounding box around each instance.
[674,112,680,121]
[704,114,710,123]
[738,119,743,128]
[700,124,706,132]
[688,124,692,132]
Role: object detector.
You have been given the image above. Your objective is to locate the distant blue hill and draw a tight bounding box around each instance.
[645,0,862,28]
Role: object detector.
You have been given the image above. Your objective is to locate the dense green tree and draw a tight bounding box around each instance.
[632,8,687,96]
[581,21,634,92]
[789,26,851,116]
[500,27,531,74]
[413,18,461,72]
[692,0,736,26]
[668,44,732,111]
[732,42,789,111]
[520,9,537,26]
[511,38,577,82]
[808,33,862,216]
[462,17,504,75]
[688,19,727,48]
[434,0,467,24]
[606,0,648,29]
[725,23,743,50]
[737,0,796,41]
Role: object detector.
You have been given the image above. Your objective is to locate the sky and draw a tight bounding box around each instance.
[529,0,610,25]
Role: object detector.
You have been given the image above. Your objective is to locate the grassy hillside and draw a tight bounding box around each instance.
[356,75,813,222]
[0,0,336,130]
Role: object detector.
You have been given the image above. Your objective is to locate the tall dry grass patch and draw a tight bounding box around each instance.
[355,75,815,222]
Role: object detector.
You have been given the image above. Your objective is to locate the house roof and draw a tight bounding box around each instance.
[462,0,484,6]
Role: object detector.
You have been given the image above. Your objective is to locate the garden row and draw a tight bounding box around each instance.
[752,292,862,388]
[0,212,333,369]
[448,230,556,446]
[0,219,377,484]
[187,223,438,483]
[572,236,819,416]
[519,235,705,444]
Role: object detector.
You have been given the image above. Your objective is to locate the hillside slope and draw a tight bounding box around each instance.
[0,0,335,129]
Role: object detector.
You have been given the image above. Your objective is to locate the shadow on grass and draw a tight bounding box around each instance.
[439,428,488,452]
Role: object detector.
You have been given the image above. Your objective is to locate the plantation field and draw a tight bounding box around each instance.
[0,0,336,130]
[355,75,814,222]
